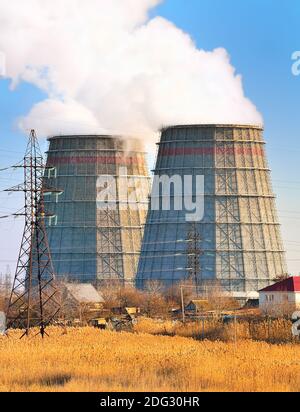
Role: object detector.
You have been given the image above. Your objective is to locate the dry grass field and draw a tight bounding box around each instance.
[0,326,300,392]
[134,317,295,343]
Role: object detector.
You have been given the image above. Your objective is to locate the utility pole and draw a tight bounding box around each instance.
[234,311,237,346]
[6,130,61,338]
[180,285,185,324]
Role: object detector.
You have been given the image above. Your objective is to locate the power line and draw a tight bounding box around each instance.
[268,145,300,153]
[274,179,300,185]
[275,186,300,191]
[0,148,25,154]
[0,166,13,172]
[0,161,24,172]
[279,210,300,215]
[279,216,300,221]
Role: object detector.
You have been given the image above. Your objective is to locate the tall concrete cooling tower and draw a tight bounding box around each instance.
[44,135,150,287]
[136,125,287,294]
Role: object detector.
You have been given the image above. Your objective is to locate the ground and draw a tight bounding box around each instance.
[0,327,300,392]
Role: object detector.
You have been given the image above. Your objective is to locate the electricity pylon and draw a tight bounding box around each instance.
[6,130,60,338]
[187,222,202,296]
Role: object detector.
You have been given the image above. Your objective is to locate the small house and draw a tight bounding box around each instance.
[125,307,141,316]
[62,283,105,322]
[185,299,209,313]
[259,277,300,316]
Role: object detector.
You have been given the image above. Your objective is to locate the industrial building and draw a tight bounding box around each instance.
[136,124,287,295]
[44,135,150,286]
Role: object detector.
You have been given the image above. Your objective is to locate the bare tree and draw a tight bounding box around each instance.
[207,282,239,313]
[141,281,167,318]
[118,286,144,309]
[0,291,6,312]
[100,280,123,310]
[273,273,290,282]
[165,280,195,309]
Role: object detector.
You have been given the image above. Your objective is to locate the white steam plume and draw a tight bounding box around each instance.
[0,0,262,147]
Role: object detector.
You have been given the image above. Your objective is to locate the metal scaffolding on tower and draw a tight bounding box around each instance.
[6,130,61,338]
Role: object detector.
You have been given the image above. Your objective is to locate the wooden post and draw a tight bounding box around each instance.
[180,286,185,324]
[234,312,237,345]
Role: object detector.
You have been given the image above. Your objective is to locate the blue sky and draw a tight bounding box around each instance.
[0,0,300,277]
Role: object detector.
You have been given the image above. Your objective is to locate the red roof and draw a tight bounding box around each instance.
[260,277,300,293]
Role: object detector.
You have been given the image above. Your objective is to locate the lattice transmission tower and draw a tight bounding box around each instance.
[187,223,202,296]
[6,130,61,338]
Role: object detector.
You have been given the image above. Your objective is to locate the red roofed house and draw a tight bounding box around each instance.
[259,277,300,316]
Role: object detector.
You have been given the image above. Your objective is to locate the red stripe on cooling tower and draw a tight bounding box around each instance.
[159,147,265,156]
[48,156,140,165]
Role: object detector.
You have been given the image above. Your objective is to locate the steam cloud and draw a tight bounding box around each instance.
[0,0,262,147]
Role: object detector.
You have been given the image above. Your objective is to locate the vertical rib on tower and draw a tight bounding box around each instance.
[136,125,287,294]
[44,135,150,287]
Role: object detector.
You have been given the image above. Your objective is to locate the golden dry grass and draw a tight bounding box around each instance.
[134,317,295,343]
[0,327,300,392]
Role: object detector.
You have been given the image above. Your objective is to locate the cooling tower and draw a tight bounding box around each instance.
[43,135,150,286]
[136,125,287,294]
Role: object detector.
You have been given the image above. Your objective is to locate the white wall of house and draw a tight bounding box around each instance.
[259,291,300,315]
